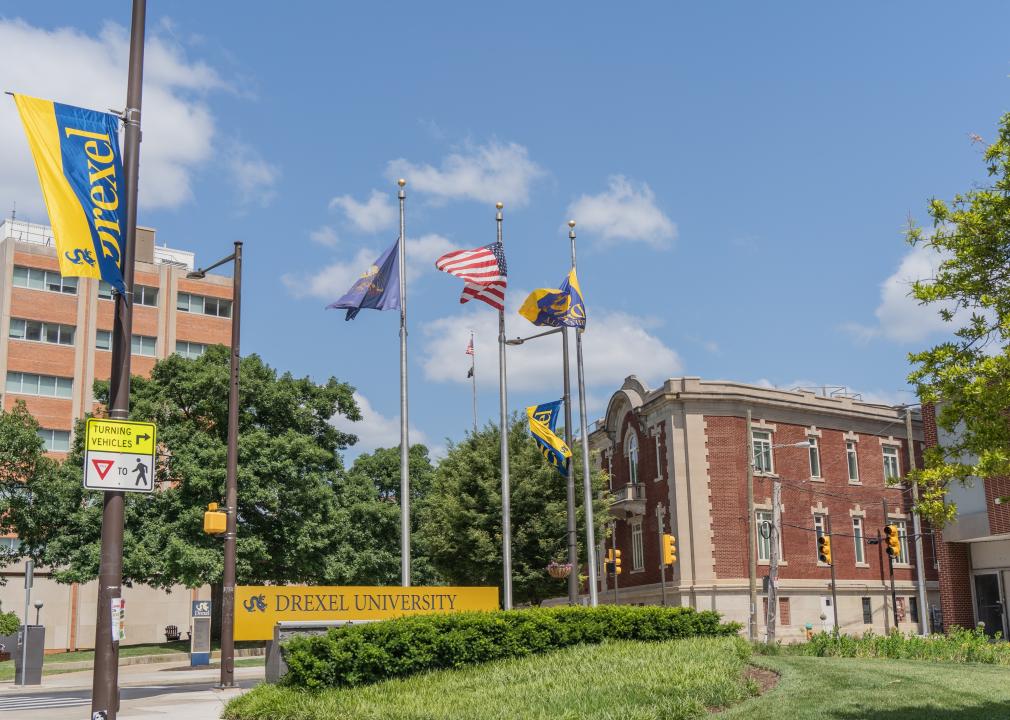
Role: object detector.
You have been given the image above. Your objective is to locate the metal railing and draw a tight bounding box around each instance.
[611,483,646,504]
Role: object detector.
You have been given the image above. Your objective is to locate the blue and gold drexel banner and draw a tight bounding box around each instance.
[527,400,572,477]
[13,94,127,293]
[518,269,586,329]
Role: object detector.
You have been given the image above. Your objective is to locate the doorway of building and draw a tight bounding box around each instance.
[973,573,1006,637]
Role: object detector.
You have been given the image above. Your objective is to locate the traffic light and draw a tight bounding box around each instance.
[614,549,622,575]
[817,535,832,565]
[885,525,901,559]
[203,502,227,535]
[662,533,678,566]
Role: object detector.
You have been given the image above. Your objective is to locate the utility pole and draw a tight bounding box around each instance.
[826,514,839,632]
[655,503,668,607]
[905,406,930,635]
[746,409,758,642]
[766,476,781,642]
[92,2,145,717]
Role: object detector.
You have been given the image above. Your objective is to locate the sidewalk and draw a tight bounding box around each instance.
[1,658,264,692]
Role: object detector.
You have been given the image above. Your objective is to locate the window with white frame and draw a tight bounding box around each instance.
[626,430,639,485]
[808,436,821,478]
[12,266,78,294]
[813,514,827,562]
[883,446,901,481]
[756,509,778,562]
[846,441,859,482]
[0,537,20,552]
[896,520,910,564]
[852,516,865,564]
[131,335,157,357]
[752,430,773,473]
[631,522,644,570]
[96,330,112,351]
[98,281,114,300]
[9,318,75,346]
[98,282,159,306]
[6,371,73,398]
[177,292,231,317]
[175,340,208,359]
[37,428,70,452]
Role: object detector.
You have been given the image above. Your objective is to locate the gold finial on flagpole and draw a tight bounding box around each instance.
[568,219,576,228]
[496,201,503,209]
[397,178,406,187]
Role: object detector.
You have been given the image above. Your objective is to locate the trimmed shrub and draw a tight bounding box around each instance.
[281,605,741,689]
[0,611,19,637]
[800,626,1010,665]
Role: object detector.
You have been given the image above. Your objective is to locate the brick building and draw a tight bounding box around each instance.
[587,376,939,641]
[922,404,1010,636]
[0,218,231,650]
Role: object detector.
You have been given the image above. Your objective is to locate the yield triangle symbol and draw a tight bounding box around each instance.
[92,458,115,481]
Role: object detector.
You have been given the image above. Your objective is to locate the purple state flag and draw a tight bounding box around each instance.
[326,238,401,320]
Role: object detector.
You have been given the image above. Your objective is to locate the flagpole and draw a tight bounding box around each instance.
[570,220,599,607]
[470,331,478,435]
[496,202,513,610]
[397,178,411,587]
[561,328,579,604]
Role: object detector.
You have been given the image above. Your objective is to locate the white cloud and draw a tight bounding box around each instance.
[226,141,279,208]
[309,226,339,247]
[420,295,682,393]
[331,392,428,456]
[329,189,396,233]
[566,175,676,248]
[843,246,960,344]
[283,235,454,300]
[386,140,545,207]
[0,19,228,214]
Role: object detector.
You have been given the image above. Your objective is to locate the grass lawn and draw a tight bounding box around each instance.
[224,636,755,720]
[720,655,1010,720]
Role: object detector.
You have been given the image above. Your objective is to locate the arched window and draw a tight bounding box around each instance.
[626,429,639,485]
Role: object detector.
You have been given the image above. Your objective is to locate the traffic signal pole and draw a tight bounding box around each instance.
[655,503,667,607]
[883,498,899,628]
[745,410,758,642]
[826,514,839,632]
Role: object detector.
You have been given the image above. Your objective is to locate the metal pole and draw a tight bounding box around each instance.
[877,528,890,633]
[611,522,619,605]
[93,2,145,716]
[217,241,242,689]
[470,331,477,436]
[398,179,411,587]
[745,410,757,642]
[570,221,598,607]
[496,202,512,610]
[20,560,32,686]
[767,477,781,642]
[883,498,899,628]
[656,504,667,607]
[827,514,839,632]
[905,407,930,634]
[561,328,578,604]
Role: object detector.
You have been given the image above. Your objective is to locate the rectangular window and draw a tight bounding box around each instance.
[852,516,865,564]
[808,436,821,478]
[98,280,114,300]
[813,514,826,562]
[846,441,860,482]
[883,446,901,481]
[862,597,873,624]
[6,371,73,398]
[909,596,919,624]
[896,520,910,564]
[12,266,77,294]
[631,522,644,571]
[134,284,159,307]
[37,428,71,452]
[9,318,75,346]
[175,340,208,360]
[177,292,231,318]
[756,510,775,562]
[0,537,20,552]
[752,430,773,473]
[131,335,157,357]
[96,329,112,351]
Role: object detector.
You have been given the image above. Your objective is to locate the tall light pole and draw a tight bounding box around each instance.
[188,241,242,688]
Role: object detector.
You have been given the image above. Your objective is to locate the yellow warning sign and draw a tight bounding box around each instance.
[85,418,156,455]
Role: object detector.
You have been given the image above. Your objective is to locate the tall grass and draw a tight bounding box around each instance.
[796,626,1010,665]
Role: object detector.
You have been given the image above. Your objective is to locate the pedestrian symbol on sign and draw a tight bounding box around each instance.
[132,458,149,487]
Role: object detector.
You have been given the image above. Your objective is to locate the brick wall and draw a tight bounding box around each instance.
[935,533,974,630]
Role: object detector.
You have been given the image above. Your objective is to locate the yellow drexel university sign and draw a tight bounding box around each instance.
[234,586,499,641]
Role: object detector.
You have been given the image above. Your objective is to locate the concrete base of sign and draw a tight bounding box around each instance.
[266,620,373,683]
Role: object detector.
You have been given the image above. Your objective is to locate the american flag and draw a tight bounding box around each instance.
[435,242,507,311]
[465,337,474,355]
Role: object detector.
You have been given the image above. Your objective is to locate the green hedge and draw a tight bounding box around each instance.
[281,605,741,689]
[0,611,19,637]
[801,627,1010,665]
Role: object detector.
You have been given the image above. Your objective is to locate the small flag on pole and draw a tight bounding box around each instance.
[435,242,507,311]
[527,400,572,477]
[326,239,400,320]
[465,337,474,355]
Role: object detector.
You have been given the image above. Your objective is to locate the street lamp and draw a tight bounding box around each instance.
[188,241,242,688]
[33,601,42,626]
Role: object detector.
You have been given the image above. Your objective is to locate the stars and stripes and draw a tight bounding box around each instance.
[435,242,507,311]
[466,337,474,355]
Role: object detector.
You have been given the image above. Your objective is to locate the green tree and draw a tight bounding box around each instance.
[8,346,361,588]
[420,416,609,606]
[336,445,440,585]
[908,113,1010,525]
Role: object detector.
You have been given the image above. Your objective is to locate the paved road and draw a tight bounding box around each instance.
[0,678,258,714]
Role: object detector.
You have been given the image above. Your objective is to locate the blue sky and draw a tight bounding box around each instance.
[3,2,1009,459]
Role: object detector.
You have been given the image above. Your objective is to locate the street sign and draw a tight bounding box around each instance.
[83,418,157,492]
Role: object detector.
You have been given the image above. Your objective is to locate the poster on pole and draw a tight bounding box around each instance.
[83,418,157,493]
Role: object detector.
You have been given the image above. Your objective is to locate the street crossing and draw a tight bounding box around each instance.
[0,692,89,713]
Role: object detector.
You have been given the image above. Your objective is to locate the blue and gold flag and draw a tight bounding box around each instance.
[326,239,401,320]
[527,400,572,477]
[13,94,127,294]
[518,269,586,329]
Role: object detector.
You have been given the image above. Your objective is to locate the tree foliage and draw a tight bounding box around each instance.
[8,346,361,588]
[907,113,1010,525]
[420,416,610,606]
